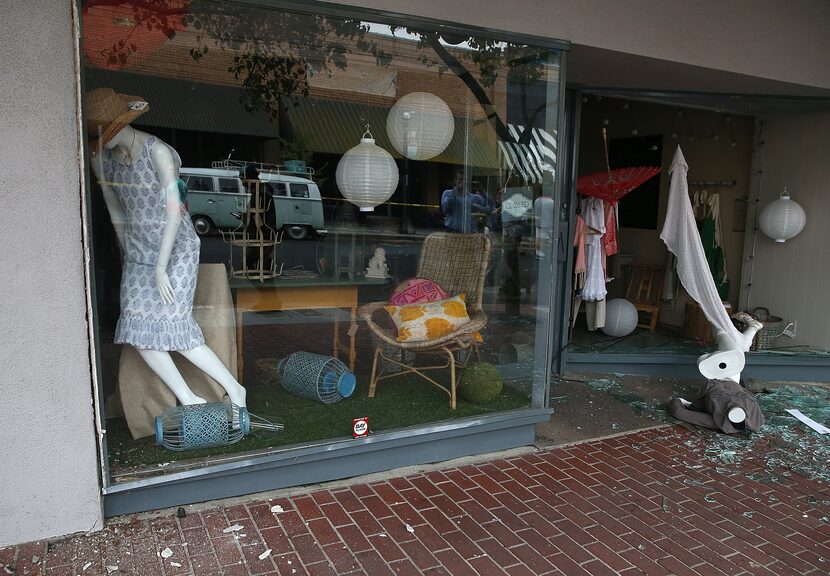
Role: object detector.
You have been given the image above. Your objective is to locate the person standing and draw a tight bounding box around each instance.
[440,169,484,233]
[533,194,555,259]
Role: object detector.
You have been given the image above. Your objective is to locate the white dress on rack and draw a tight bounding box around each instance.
[580,196,607,302]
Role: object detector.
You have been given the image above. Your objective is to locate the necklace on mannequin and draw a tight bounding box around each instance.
[120,127,137,167]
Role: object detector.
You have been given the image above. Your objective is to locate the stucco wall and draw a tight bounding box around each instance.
[741,112,830,351]
[330,0,830,91]
[0,1,103,546]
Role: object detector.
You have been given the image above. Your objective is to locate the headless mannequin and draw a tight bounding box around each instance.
[92,125,246,408]
[668,317,764,432]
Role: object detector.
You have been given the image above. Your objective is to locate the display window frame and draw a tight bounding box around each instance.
[78,0,570,515]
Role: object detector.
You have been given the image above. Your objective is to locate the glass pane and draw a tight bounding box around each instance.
[186,176,213,192]
[218,178,240,193]
[289,184,310,198]
[80,0,562,480]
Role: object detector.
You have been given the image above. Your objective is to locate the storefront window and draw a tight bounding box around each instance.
[81,1,563,481]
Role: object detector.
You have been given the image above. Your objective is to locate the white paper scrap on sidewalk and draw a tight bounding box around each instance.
[785,409,830,434]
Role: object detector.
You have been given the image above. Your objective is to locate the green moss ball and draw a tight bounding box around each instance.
[459,362,503,403]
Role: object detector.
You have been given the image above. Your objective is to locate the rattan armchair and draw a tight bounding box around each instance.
[358,232,490,409]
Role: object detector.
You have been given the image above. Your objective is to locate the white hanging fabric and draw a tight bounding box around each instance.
[580,197,607,302]
[660,147,750,350]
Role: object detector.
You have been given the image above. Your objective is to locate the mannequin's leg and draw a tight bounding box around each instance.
[736,314,763,350]
[179,345,247,407]
[135,348,207,405]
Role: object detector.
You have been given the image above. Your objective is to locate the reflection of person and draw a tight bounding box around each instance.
[499,186,533,318]
[472,181,497,233]
[533,195,555,259]
[440,169,484,233]
[87,87,246,408]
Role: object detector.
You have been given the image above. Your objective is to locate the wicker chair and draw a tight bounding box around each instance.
[358,232,490,409]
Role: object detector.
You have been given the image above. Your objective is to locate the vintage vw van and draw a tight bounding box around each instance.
[257,170,327,240]
[180,167,248,235]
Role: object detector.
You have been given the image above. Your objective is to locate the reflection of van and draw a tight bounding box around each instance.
[258,170,327,240]
[180,167,247,235]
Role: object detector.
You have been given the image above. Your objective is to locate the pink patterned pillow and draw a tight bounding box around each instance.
[389,277,449,306]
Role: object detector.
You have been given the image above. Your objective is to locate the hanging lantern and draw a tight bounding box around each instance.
[758,188,806,243]
[386,92,454,160]
[335,125,399,212]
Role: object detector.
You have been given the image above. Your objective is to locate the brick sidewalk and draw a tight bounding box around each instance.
[3,426,829,576]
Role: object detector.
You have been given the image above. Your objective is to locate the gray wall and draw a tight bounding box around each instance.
[330,0,830,90]
[741,112,830,351]
[0,1,103,546]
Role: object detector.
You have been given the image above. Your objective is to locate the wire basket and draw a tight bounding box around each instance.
[737,307,785,351]
[154,402,283,451]
[277,352,356,404]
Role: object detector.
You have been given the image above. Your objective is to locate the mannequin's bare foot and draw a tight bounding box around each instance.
[180,394,208,405]
[226,385,247,408]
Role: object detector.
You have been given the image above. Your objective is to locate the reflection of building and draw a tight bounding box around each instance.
[3,0,830,548]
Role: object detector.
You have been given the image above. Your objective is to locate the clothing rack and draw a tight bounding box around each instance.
[688,179,736,187]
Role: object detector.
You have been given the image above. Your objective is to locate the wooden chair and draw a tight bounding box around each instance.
[625,263,664,331]
[358,232,490,409]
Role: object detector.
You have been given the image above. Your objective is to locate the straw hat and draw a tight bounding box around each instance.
[85,87,149,151]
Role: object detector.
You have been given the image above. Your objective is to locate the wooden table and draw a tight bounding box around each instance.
[230,277,388,376]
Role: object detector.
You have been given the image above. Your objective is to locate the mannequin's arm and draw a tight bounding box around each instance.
[90,151,127,252]
[150,142,182,305]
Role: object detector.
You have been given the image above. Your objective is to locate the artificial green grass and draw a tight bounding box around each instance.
[106,372,530,475]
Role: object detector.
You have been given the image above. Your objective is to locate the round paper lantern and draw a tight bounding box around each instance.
[758,189,806,243]
[336,128,399,212]
[386,92,454,160]
[601,299,638,338]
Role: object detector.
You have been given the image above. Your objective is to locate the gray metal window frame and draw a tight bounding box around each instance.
[78,0,569,515]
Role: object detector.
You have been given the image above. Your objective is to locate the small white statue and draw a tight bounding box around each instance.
[365,247,389,279]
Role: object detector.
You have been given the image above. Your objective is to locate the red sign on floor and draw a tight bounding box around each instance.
[352,417,369,438]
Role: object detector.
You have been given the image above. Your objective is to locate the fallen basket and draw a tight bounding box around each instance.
[738,307,785,351]
[155,402,283,451]
[277,351,356,404]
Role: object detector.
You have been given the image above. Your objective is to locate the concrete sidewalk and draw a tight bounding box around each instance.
[2,425,829,576]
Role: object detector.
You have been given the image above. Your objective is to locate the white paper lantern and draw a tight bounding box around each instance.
[336,127,399,212]
[758,189,806,243]
[601,299,638,338]
[386,92,454,160]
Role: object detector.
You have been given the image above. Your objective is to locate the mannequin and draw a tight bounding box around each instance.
[87,88,246,408]
[667,314,764,433]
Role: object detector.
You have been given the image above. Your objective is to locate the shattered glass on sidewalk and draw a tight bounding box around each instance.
[682,384,830,485]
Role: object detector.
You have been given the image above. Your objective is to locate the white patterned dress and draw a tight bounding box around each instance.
[103,136,205,351]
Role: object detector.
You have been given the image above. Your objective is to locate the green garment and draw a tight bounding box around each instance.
[700,216,729,300]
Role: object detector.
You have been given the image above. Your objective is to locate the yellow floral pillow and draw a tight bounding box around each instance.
[385,294,471,342]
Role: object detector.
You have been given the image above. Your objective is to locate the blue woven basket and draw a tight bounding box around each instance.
[277,352,356,404]
[154,402,283,451]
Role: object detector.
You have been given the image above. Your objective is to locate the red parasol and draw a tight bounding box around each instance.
[578,166,661,205]
[82,0,190,70]
[577,128,660,205]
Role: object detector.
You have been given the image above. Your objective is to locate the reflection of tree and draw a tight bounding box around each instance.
[406,30,549,144]
[84,0,552,144]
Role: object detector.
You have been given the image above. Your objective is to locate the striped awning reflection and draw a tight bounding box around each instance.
[498,124,557,184]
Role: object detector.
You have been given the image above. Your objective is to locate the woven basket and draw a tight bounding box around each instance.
[749,307,784,350]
